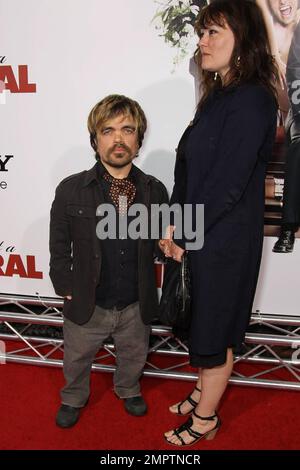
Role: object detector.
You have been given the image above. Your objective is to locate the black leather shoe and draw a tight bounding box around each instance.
[124,396,147,416]
[273,230,295,253]
[56,404,81,428]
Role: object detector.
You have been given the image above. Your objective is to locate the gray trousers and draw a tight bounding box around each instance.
[61,302,150,407]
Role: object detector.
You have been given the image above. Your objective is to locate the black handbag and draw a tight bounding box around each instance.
[159,253,192,339]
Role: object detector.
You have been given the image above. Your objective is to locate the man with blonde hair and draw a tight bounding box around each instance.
[50,94,168,427]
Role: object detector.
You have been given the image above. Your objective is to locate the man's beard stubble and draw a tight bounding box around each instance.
[104,143,136,168]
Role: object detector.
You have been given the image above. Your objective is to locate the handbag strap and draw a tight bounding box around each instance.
[181,253,187,294]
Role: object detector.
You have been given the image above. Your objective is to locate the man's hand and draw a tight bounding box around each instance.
[64,295,72,300]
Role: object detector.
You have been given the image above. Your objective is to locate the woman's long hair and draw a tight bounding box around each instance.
[195,0,279,107]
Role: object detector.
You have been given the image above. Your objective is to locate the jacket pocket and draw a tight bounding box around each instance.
[66,204,96,239]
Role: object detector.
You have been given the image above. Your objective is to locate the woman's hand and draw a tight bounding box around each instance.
[159,225,185,262]
[169,242,185,262]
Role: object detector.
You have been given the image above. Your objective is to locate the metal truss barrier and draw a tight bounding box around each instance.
[0,294,299,390]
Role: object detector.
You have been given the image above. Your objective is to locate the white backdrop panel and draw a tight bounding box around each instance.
[0,0,299,316]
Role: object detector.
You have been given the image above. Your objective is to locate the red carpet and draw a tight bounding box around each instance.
[0,362,299,450]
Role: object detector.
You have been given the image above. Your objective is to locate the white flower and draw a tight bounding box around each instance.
[152,16,164,30]
[172,32,180,41]
[191,6,200,15]
[181,0,193,7]
[179,36,189,48]
[152,0,203,68]
[183,23,195,35]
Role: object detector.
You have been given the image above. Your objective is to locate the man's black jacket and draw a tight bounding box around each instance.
[49,162,169,325]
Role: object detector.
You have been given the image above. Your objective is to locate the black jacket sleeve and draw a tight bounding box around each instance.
[169,126,192,249]
[49,183,73,297]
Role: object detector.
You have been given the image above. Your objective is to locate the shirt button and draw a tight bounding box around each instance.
[78,209,83,215]
[94,254,99,259]
[120,250,125,255]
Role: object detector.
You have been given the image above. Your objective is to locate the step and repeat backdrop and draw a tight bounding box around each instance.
[0,0,299,316]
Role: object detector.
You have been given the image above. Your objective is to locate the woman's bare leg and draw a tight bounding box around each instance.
[165,349,233,445]
[169,373,202,415]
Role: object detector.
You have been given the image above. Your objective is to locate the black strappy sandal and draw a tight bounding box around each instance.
[164,410,221,447]
[169,386,201,416]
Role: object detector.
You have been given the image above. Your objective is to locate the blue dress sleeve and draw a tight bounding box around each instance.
[201,86,277,235]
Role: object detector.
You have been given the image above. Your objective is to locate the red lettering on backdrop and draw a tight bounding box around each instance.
[155,263,163,288]
[5,255,27,277]
[0,66,19,92]
[0,255,43,278]
[26,255,43,279]
[0,256,4,275]
[18,65,36,93]
[0,65,36,93]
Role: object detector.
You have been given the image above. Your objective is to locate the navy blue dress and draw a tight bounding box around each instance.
[170,82,277,367]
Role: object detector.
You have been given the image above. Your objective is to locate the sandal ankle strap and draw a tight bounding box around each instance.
[193,410,217,421]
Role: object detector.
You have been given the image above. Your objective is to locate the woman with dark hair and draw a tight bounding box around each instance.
[160,0,278,446]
